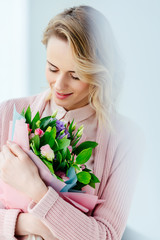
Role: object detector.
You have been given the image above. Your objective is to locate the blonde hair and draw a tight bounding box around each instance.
[42,6,124,129]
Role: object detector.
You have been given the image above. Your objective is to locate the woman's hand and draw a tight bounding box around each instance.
[16,212,57,240]
[0,143,58,239]
[0,142,48,203]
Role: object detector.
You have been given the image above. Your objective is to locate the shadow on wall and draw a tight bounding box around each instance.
[122,227,151,240]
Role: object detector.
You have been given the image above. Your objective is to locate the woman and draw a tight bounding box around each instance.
[0,5,144,240]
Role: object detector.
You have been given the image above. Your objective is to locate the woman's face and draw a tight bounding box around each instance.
[46,36,90,111]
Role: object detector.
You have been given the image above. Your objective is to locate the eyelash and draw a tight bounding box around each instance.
[49,68,57,72]
[71,76,79,80]
[49,68,79,80]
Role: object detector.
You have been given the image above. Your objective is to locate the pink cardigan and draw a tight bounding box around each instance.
[0,89,144,240]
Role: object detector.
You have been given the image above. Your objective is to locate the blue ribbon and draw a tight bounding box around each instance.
[60,167,77,192]
[11,105,25,141]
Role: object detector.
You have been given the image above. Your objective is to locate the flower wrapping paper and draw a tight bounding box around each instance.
[0,109,104,213]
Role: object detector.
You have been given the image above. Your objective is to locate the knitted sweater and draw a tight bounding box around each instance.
[0,89,144,240]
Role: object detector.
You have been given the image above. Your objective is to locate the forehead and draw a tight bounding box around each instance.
[46,36,76,70]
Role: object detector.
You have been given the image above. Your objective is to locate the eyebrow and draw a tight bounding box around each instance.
[47,60,75,73]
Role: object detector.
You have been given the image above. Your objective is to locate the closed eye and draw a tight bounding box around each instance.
[49,68,58,72]
[47,60,79,79]
[47,60,58,72]
[70,74,80,80]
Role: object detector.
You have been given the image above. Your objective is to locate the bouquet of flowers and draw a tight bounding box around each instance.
[0,105,104,213]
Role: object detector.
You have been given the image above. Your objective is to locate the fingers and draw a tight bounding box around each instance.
[6,141,29,161]
[0,145,17,174]
[2,144,15,160]
[0,147,14,181]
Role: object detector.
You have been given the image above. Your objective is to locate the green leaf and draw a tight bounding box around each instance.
[71,155,75,163]
[61,147,67,160]
[56,151,62,163]
[68,119,75,141]
[54,139,70,151]
[77,171,91,184]
[41,158,54,174]
[25,106,32,124]
[71,138,81,148]
[40,126,56,148]
[72,181,85,190]
[75,148,92,165]
[40,117,56,131]
[68,119,74,134]
[90,173,100,183]
[40,131,51,147]
[87,173,100,189]
[73,164,80,171]
[74,141,98,155]
[30,141,40,156]
[48,127,56,148]
[56,161,67,171]
[83,167,91,172]
[31,111,40,131]
[48,138,55,149]
[21,107,25,118]
[53,139,59,149]
[89,181,95,189]
[66,147,71,161]
[32,134,40,149]
[40,116,51,128]
[52,126,56,139]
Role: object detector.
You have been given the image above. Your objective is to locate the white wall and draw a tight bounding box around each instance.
[0,0,29,102]
[0,0,159,239]
[105,1,160,238]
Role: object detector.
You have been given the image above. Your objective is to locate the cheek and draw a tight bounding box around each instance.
[76,82,90,96]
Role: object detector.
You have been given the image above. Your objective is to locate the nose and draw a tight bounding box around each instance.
[54,73,68,91]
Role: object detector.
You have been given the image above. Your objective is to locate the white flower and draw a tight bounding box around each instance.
[40,144,55,161]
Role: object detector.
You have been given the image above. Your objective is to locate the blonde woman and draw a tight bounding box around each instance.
[0,5,144,240]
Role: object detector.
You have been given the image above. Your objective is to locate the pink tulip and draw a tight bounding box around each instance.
[81,164,85,170]
[29,133,35,139]
[55,171,69,181]
[27,124,32,134]
[68,146,72,153]
[40,144,55,161]
[35,128,44,137]
[74,154,77,162]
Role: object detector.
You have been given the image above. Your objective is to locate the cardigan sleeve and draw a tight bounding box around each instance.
[0,209,21,239]
[27,119,145,240]
[0,101,22,239]
[0,91,48,239]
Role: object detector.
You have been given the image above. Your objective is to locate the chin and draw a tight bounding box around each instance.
[54,97,68,109]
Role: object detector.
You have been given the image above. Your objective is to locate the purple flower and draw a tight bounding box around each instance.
[58,129,70,139]
[65,129,70,138]
[56,120,70,139]
[56,120,65,133]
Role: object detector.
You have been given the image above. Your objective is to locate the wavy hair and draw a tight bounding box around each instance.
[42,5,124,129]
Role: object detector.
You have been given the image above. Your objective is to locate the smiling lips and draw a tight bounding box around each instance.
[55,91,73,100]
